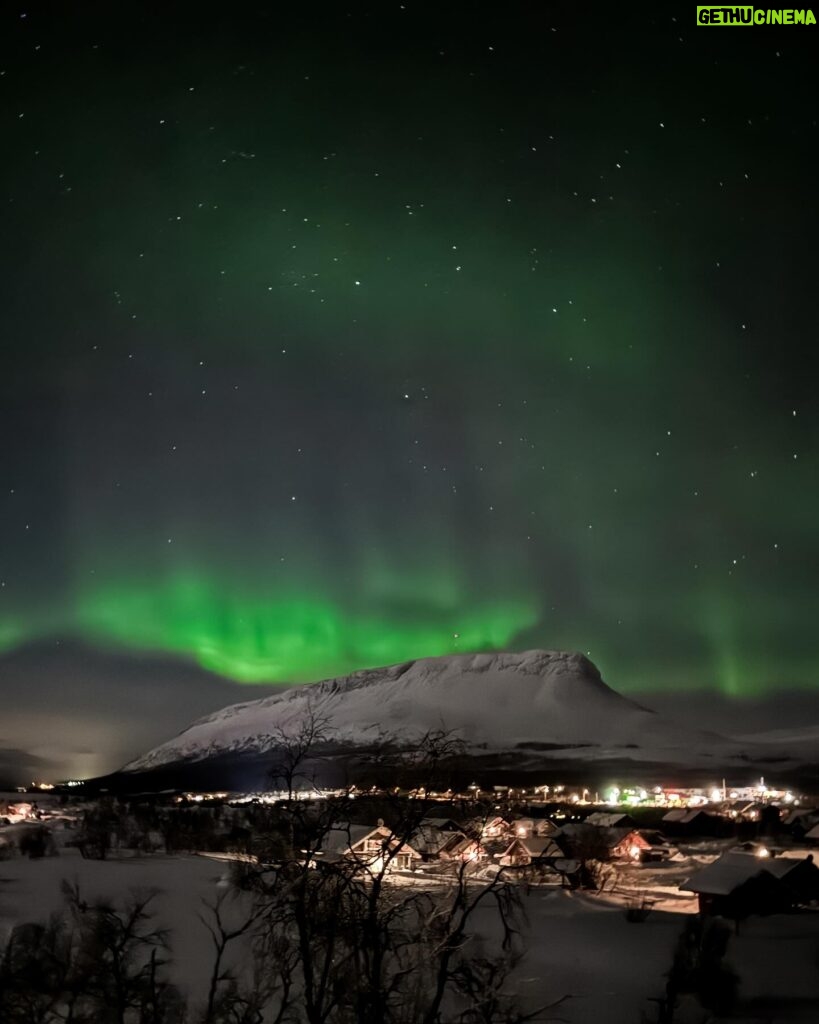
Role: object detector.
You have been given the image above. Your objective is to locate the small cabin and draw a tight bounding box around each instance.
[662,808,722,836]
[585,811,635,829]
[318,824,421,873]
[472,815,511,841]
[681,852,819,917]
[499,835,563,868]
[604,828,653,862]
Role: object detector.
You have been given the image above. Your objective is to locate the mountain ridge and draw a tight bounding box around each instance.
[125,649,740,774]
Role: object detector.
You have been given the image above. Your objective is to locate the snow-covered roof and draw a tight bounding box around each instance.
[411,823,465,855]
[585,812,631,828]
[420,817,462,831]
[680,852,811,895]
[506,836,562,858]
[602,827,641,849]
[662,808,709,824]
[321,824,378,854]
[681,853,767,894]
[783,808,817,826]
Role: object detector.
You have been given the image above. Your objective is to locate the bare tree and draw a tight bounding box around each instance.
[62,881,178,1024]
[197,888,295,1024]
[268,701,331,803]
[0,882,184,1024]
[232,728,567,1024]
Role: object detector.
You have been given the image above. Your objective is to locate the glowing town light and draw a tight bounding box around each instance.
[756,846,770,858]
[709,788,723,803]
[606,787,620,804]
[629,845,642,861]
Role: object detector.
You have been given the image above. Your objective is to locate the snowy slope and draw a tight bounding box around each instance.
[126,650,742,772]
[733,725,819,763]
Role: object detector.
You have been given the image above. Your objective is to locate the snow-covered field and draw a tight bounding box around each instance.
[0,846,689,1023]
[1,847,817,1022]
[0,849,238,1001]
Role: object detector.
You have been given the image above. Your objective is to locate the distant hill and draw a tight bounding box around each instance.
[125,649,765,782]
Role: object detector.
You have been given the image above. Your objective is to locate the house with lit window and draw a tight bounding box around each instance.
[317,823,421,873]
[499,835,564,867]
[603,828,654,862]
[556,822,671,863]
[410,819,484,862]
[475,815,511,840]
[439,832,486,862]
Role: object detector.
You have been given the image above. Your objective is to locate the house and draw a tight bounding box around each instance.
[509,815,560,839]
[3,802,34,824]
[499,835,563,868]
[804,822,819,844]
[410,820,484,862]
[318,824,421,873]
[556,822,607,855]
[603,828,653,862]
[498,836,579,886]
[470,815,510,841]
[533,817,561,837]
[638,829,676,861]
[585,811,635,829]
[733,801,780,830]
[418,817,463,834]
[782,808,819,836]
[555,823,670,863]
[661,808,722,835]
[680,852,819,917]
[411,821,460,860]
[438,832,486,863]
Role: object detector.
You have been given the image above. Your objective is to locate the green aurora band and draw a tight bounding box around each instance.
[74,574,538,683]
[2,7,817,699]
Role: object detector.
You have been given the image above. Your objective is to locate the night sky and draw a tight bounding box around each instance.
[1,3,817,775]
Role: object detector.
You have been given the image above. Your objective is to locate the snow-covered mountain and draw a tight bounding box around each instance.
[125,650,748,773]
[733,725,819,763]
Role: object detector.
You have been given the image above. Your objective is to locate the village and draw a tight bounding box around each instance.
[3,776,819,1023]
[4,773,819,921]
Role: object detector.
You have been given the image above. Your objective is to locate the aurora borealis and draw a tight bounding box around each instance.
[2,0,818,737]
